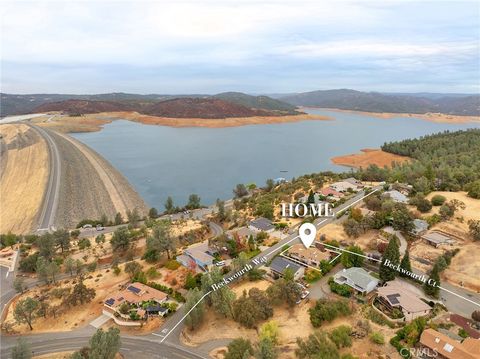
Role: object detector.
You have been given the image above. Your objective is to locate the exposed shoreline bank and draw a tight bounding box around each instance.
[301,107,480,124]
[33,111,332,133]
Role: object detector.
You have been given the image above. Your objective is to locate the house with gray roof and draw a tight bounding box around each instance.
[411,219,429,236]
[334,267,379,295]
[269,257,305,281]
[248,217,275,233]
[383,190,408,204]
[422,231,455,248]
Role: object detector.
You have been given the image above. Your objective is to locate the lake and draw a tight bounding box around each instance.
[71,109,480,209]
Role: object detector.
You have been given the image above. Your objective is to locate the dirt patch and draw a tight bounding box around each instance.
[331,148,410,169]
[34,351,74,359]
[0,124,48,234]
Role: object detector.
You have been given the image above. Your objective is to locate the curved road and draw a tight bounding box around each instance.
[28,124,61,232]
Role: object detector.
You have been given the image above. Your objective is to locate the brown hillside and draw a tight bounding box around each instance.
[34,98,278,119]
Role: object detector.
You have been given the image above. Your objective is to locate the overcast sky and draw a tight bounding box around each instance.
[1,0,479,94]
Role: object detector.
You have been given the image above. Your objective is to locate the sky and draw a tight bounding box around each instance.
[1,0,479,94]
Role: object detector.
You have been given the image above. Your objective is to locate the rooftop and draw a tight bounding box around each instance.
[422,231,454,245]
[288,243,330,263]
[104,282,167,309]
[420,328,480,359]
[334,267,378,290]
[270,256,303,275]
[249,217,274,231]
[377,281,431,313]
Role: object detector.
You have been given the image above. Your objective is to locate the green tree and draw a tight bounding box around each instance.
[259,320,280,344]
[340,246,364,268]
[11,338,32,359]
[126,208,141,228]
[13,277,26,293]
[14,297,39,330]
[114,212,123,225]
[431,195,446,206]
[467,180,480,199]
[110,227,131,251]
[36,233,56,260]
[125,261,142,279]
[216,199,226,222]
[424,264,441,298]
[379,236,400,282]
[89,327,121,359]
[233,288,273,328]
[164,196,175,213]
[329,325,352,349]
[233,183,249,198]
[468,220,480,241]
[391,205,414,232]
[53,229,70,253]
[295,331,339,359]
[201,267,235,317]
[399,252,412,276]
[146,220,176,259]
[184,288,205,330]
[265,179,275,192]
[225,338,254,359]
[65,280,96,306]
[187,194,201,209]
[255,338,277,359]
[307,190,315,204]
[148,207,159,218]
[343,219,363,238]
[439,203,455,219]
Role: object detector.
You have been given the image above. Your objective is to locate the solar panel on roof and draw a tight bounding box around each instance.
[105,298,115,306]
[127,285,141,294]
[386,294,400,305]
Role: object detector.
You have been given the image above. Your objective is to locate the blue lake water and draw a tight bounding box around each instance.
[71,109,480,209]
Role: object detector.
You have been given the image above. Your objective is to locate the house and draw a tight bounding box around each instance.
[177,241,216,272]
[344,177,364,188]
[248,217,275,233]
[419,328,480,359]
[227,226,257,242]
[411,219,429,236]
[376,281,431,321]
[330,181,359,193]
[299,192,327,205]
[320,187,344,199]
[383,190,408,204]
[422,232,455,248]
[104,282,168,318]
[269,256,305,281]
[287,243,331,267]
[333,267,379,295]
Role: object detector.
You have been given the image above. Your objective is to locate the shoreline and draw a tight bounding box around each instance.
[33,111,332,133]
[301,107,480,124]
[331,148,411,169]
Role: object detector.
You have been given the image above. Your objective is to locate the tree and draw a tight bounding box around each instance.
[265,179,275,192]
[424,264,440,298]
[439,203,455,219]
[391,204,414,232]
[19,252,39,273]
[233,288,273,328]
[14,297,39,330]
[114,212,123,225]
[399,252,412,276]
[36,233,56,260]
[233,183,248,198]
[11,338,32,359]
[53,229,70,253]
[216,199,227,222]
[100,213,109,226]
[379,236,400,282]
[89,327,121,359]
[468,220,480,241]
[259,320,280,344]
[255,338,277,359]
[467,180,480,199]
[343,219,363,238]
[95,234,106,245]
[148,207,158,218]
[125,261,142,279]
[126,208,141,228]
[308,299,352,327]
[225,338,254,359]
[146,221,176,259]
[13,277,26,293]
[340,246,364,268]
[295,331,339,359]
[110,227,131,251]
[471,310,480,322]
[307,190,315,204]
[415,197,433,213]
[187,194,201,209]
[65,279,95,306]
[164,196,175,213]
[201,267,235,317]
[329,325,352,349]
[184,288,205,330]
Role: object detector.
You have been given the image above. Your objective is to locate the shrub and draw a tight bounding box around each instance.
[309,299,352,327]
[164,260,181,270]
[305,269,322,283]
[329,325,352,348]
[370,332,385,344]
[328,277,352,297]
[431,195,446,206]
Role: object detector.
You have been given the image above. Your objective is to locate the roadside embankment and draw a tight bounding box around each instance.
[0,124,49,234]
[331,148,410,169]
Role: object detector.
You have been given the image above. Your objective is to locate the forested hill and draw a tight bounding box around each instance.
[358,129,480,197]
[280,89,480,116]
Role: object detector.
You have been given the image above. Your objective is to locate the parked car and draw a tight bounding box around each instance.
[96,225,105,231]
[82,224,93,229]
[215,260,226,267]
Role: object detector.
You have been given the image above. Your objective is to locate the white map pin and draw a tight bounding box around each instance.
[299,223,316,248]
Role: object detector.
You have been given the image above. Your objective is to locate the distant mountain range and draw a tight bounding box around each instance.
[278,89,480,116]
[1,89,478,117]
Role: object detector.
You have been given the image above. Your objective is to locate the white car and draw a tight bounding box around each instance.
[82,224,93,229]
[215,260,226,267]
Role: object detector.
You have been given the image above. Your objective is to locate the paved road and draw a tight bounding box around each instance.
[28,124,61,232]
